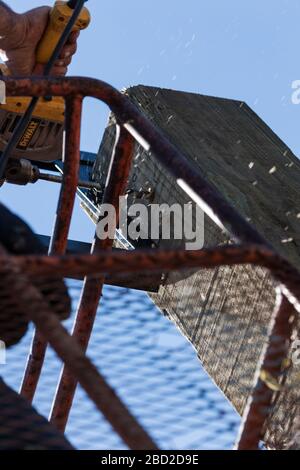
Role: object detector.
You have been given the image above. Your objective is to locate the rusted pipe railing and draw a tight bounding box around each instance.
[20,96,83,402]
[2,77,268,247]
[0,247,158,450]
[236,292,296,449]
[2,77,300,449]
[9,245,300,312]
[49,126,135,431]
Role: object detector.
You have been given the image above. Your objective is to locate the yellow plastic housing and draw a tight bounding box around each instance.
[0,96,65,123]
[36,0,91,65]
[0,64,65,122]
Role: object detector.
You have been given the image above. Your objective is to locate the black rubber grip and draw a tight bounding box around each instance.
[67,0,88,9]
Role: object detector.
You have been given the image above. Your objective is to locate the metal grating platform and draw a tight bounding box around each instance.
[1,283,240,450]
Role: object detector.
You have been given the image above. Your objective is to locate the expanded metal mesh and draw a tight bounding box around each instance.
[151,262,300,450]
[1,76,300,451]
[1,229,300,449]
[1,283,240,450]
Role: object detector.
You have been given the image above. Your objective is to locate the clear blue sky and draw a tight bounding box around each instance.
[1,0,299,241]
[1,1,298,449]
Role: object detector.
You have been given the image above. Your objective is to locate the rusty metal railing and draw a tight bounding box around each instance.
[1,76,300,450]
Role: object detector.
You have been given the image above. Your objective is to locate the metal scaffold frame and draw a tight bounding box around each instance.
[1,75,300,450]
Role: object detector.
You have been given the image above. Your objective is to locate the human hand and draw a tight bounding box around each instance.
[0,6,79,76]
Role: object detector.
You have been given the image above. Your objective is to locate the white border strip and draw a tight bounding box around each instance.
[0,80,6,104]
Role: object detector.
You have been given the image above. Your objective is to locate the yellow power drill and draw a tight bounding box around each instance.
[0,0,90,162]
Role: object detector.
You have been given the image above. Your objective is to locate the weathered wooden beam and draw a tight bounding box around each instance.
[89,85,300,449]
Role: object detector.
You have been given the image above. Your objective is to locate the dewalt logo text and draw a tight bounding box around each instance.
[17,119,40,149]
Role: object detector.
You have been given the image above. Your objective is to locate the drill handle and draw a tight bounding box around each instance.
[36,0,90,65]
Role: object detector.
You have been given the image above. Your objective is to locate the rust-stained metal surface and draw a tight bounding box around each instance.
[20,96,83,403]
[49,127,135,431]
[0,243,157,450]
[237,294,297,449]
[0,76,300,450]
